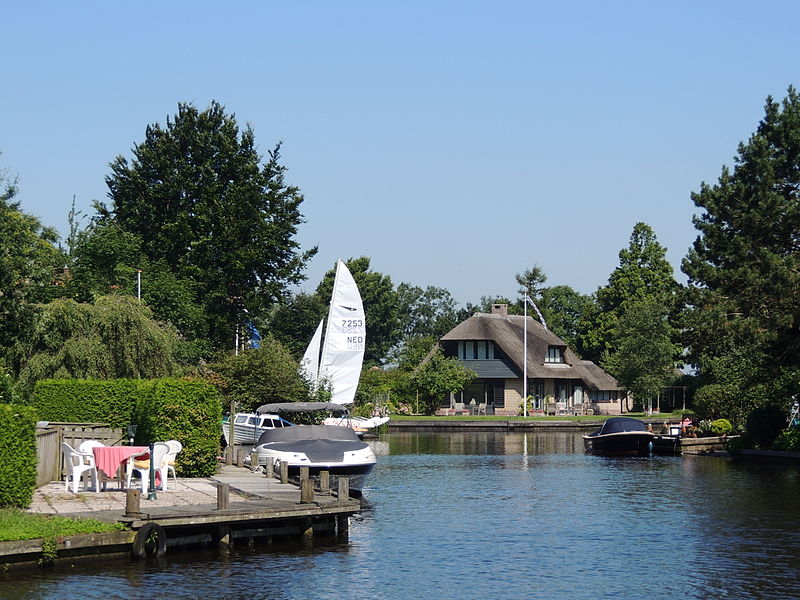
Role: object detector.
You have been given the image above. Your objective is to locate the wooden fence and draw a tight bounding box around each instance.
[35,423,124,487]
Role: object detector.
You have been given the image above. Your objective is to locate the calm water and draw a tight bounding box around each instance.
[3,431,800,600]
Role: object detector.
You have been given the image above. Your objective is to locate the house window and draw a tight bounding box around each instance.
[458,341,495,360]
[530,380,544,410]
[546,346,563,363]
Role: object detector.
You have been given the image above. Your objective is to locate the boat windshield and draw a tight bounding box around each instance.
[598,417,648,435]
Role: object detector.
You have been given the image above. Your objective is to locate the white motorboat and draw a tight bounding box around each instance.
[252,424,377,494]
[221,412,294,446]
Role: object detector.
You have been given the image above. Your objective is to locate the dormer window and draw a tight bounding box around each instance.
[545,346,563,363]
[458,341,495,360]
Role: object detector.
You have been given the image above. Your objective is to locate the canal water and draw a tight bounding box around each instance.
[3,431,800,600]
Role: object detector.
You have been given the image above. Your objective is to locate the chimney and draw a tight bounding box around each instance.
[491,303,508,317]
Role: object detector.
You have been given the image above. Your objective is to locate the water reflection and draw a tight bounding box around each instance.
[3,431,800,599]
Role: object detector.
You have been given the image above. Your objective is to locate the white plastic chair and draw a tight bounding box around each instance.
[126,443,170,493]
[61,442,99,493]
[164,440,182,487]
[78,440,111,490]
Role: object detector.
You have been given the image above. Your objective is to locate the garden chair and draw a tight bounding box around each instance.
[126,443,171,493]
[61,442,99,493]
[164,440,183,487]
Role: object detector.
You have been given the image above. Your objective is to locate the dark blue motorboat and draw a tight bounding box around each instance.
[582,417,655,455]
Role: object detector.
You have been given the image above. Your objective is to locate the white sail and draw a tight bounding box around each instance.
[319,259,366,405]
[299,319,324,385]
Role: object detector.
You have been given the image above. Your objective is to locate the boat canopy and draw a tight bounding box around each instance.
[597,417,648,435]
[256,424,362,445]
[255,402,349,415]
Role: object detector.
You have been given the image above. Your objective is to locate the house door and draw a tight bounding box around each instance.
[574,385,583,408]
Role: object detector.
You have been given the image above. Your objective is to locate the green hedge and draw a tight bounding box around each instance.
[33,378,222,477]
[0,404,38,508]
[132,379,222,477]
[34,379,141,428]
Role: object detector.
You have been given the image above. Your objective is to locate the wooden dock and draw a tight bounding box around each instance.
[2,466,361,570]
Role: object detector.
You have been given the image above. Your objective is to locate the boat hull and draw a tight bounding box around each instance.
[583,431,655,456]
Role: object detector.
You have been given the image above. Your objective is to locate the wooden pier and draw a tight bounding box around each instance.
[1,465,361,570]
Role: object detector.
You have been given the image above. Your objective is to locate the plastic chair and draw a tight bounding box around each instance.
[78,440,110,490]
[126,443,170,493]
[164,440,183,487]
[61,442,99,493]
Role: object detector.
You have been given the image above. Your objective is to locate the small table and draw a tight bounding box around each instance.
[92,446,149,488]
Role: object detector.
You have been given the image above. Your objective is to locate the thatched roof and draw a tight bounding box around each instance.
[440,311,619,391]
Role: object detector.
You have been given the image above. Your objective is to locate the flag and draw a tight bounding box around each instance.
[245,321,261,349]
[524,295,548,332]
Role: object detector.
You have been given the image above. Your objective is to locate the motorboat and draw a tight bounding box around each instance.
[322,414,390,437]
[582,417,655,456]
[221,412,294,446]
[252,424,376,494]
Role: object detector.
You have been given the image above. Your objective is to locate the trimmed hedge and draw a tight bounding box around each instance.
[34,379,141,428]
[33,378,222,477]
[0,404,38,508]
[132,379,222,477]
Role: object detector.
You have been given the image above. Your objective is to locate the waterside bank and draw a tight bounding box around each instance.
[2,465,359,571]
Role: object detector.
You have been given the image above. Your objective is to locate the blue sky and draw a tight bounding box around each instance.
[2,2,799,305]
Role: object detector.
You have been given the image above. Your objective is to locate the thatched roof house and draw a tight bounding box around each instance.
[436,304,624,415]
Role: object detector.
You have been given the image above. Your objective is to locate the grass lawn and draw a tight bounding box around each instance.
[0,508,127,542]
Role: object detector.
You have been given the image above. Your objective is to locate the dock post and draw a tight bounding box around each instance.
[279,460,289,484]
[215,524,232,549]
[319,470,330,494]
[337,514,350,538]
[236,449,245,468]
[225,445,233,466]
[337,477,349,503]
[299,466,309,482]
[265,460,274,479]
[217,482,230,510]
[302,517,314,543]
[125,489,141,518]
[300,478,315,503]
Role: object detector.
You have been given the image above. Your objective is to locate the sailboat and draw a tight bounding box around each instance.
[302,258,367,405]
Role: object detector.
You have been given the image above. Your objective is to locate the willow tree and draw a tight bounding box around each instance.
[14,295,182,397]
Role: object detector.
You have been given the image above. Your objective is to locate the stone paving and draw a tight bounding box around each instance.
[27,466,294,516]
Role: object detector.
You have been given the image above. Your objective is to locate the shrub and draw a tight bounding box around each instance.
[0,404,37,508]
[709,418,733,436]
[746,405,787,448]
[773,427,800,451]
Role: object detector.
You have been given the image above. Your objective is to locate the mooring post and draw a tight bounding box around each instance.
[319,470,330,494]
[236,449,245,468]
[300,478,315,503]
[217,482,230,510]
[265,460,274,479]
[225,445,233,466]
[337,476,349,503]
[249,450,259,471]
[279,460,289,484]
[337,514,350,538]
[125,488,141,518]
[216,524,231,549]
[299,466,309,482]
[302,517,314,541]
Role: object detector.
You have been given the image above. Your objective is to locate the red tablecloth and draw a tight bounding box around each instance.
[93,446,148,478]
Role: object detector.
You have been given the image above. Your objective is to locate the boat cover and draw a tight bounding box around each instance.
[594,417,648,435]
[255,402,348,415]
[256,424,362,445]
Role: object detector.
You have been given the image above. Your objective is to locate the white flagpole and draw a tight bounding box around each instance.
[523,295,528,418]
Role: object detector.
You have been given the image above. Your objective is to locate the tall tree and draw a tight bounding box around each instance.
[0,162,63,360]
[602,296,679,412]
[396,283,460,340]
[682,87,800,404]
[515,265,547,298]
[538,285,596,350]
[102,101,316,349]
[578,222,678,363]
